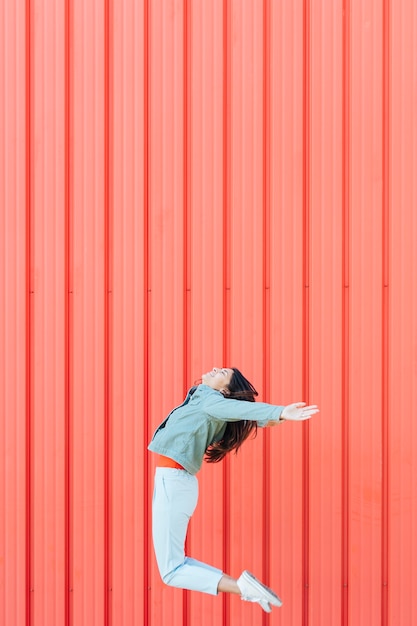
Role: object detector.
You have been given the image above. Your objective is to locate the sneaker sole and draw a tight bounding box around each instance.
[241,571,283,607]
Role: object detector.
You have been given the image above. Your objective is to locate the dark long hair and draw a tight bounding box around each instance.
[204,368,259,463]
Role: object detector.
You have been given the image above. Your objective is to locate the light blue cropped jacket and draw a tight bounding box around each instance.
[148,384,284,475]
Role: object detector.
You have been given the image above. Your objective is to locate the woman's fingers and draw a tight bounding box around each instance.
[303,405,319,413]
[281,403,320,421]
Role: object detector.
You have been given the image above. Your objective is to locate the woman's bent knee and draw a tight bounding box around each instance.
[161,566,182,588]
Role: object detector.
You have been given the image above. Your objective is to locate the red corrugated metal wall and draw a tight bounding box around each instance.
[1,1,416,625]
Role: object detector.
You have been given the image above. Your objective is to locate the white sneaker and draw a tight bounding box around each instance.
[237,570,282,612]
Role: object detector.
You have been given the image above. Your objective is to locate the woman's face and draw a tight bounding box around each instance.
[201,367,233,391]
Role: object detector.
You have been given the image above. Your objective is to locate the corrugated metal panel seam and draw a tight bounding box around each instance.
[302,0,311,623]
[65,0,71,623]
[222,0,230,623]
[262,4,271,626]
[144,3,150,626]
[381,0,390,623]
[183,0,190,622]
[25,1,32,624]
[342,1,351,625]
[104,0,111,623]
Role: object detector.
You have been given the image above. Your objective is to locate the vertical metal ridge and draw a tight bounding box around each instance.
[64,0,71,623]
[381,0,391,622]
[25,0,32,623]
[222,1,230,353]
[341,2,351,625]
[182,0,190,416]
[104,0,112,621]
[182,1,190,622]
[302,0,311,622]
[262,3,271,624]
[143,1,150,624]
[222,1,230,623]
[183,0,190,388]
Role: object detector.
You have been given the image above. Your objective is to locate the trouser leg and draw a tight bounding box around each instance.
[152,468,223,596]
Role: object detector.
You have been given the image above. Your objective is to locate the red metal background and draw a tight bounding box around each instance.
[1,1,416,625]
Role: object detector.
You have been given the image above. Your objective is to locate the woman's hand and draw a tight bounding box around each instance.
[280,402,319,421]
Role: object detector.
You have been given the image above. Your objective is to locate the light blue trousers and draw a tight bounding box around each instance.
[152,467,223,595]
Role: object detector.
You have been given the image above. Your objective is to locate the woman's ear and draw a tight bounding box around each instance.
[220,387,231,397]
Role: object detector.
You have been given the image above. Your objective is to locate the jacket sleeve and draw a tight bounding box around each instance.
[204,393,284,427]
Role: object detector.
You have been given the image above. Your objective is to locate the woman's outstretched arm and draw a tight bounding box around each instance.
[266,402,319,426]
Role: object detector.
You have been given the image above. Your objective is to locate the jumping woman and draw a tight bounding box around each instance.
[148,367,319,613]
